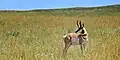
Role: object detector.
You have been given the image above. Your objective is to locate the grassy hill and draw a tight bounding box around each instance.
[31,4,120,12]
[0,4,120,16]
[0,4,120,60]
[31,4,120,16]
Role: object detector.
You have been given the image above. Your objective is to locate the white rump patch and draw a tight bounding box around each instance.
[63,35,67,38]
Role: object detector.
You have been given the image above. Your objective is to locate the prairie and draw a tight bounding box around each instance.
[0,5,120,60]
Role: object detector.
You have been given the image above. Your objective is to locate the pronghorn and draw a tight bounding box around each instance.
[63,20,88,55]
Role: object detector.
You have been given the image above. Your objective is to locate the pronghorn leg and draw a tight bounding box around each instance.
[83,41,88,53]
[63,42,71,56]
[83,44,86,52]
[80,44,83,54]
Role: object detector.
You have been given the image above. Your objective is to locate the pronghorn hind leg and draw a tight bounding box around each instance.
[63,42,71,56]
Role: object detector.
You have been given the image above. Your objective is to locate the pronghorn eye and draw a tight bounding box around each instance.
[81,29,85,34]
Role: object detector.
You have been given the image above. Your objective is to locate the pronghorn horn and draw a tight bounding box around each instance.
[79,21,82,27]
[82,23,84,27]
[77,20,79,28]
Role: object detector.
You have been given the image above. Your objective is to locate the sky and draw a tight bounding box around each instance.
[0,0,120,10]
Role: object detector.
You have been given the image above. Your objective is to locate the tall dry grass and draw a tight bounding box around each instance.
[0,12,120,60]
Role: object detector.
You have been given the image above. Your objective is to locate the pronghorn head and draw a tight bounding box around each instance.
[75,20,86,34]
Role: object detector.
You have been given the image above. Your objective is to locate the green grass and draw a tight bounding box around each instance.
[0,11,120,60]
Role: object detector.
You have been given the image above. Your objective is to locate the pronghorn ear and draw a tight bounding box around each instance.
[76,20,79,28]
[82,23,84,27]
[79,21,82,27]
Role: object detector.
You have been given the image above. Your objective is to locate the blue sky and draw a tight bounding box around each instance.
[0,0,120,10]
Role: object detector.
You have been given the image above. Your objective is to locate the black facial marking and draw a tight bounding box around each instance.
[75,27,83,33]
[75,28,80,33]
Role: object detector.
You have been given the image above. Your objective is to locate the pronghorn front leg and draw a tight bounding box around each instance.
[83,41,88,53]
[83,44,86,53]
[80,44,84,54]
[63,42,71,56]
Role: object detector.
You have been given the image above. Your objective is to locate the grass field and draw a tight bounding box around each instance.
[0,8,120,60]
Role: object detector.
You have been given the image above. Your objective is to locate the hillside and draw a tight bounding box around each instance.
[31,4,120,12]
[0,4,120,16]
